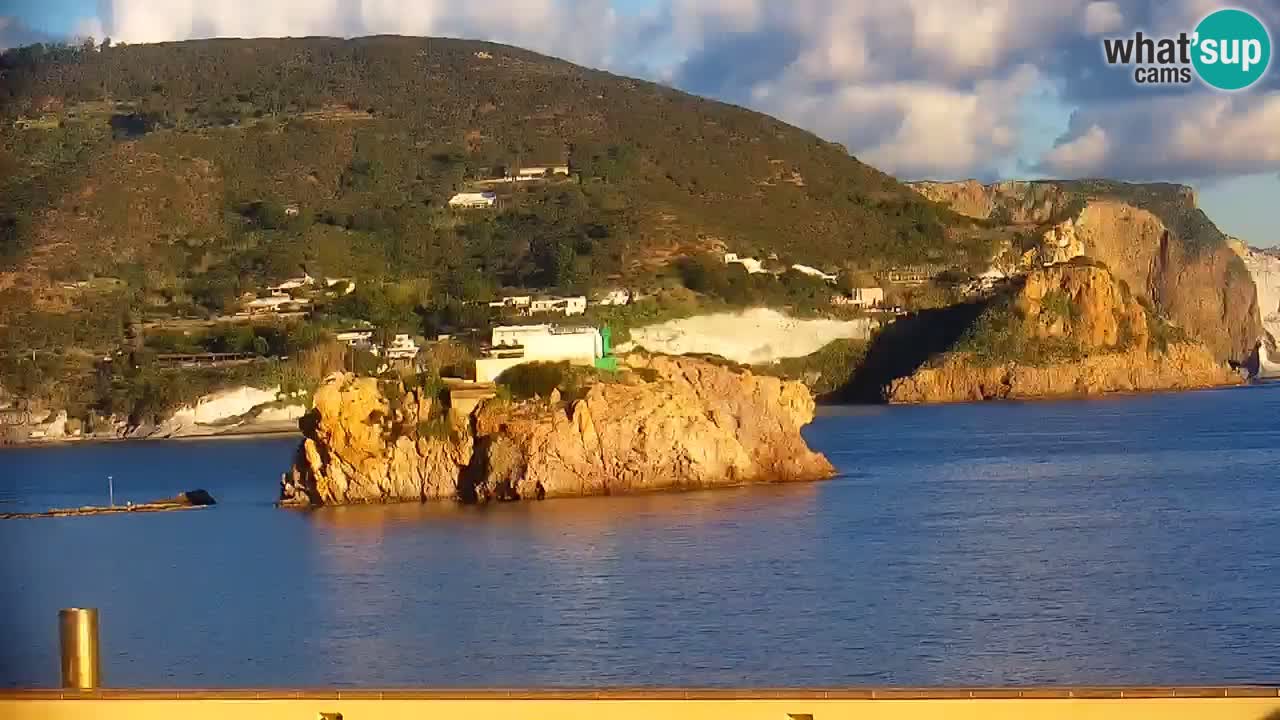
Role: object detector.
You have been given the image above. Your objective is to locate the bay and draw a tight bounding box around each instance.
[2,385,1279,687]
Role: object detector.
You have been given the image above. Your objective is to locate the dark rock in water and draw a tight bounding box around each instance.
[180,489,216,506]
[161,489,217,506]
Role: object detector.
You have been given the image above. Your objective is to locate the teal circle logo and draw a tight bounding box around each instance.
[1193,9,1271,90]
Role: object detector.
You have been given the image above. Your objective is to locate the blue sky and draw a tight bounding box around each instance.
[3,0,1278,246]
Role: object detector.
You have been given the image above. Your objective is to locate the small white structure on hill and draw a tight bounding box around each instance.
[449,191,498,209]
[791,264,838,283]
[325,277,357,294]
[335,329,374,346]
[529,296,587,316]
[268,273,315,292]
[724,252,767,274]
[596,289,631,306]
[488,295,533,312]
[885,265,944,285]
[245,293,310,314]
[515,165,570,180]
[378,334,420,361]
[475,324,603,382]
[832,287,884,308]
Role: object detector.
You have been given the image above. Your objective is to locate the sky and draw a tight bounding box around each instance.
[1,0,1277,246]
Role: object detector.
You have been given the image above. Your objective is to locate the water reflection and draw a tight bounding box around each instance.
[5,386,1280,687]
[302,482,823,534]
[296,484,825,686]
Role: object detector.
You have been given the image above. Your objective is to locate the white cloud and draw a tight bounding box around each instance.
[752,63,1039,179]
[1040,124,1110,177]
[1039,93,1280,180]
[1083,2,1124,35]
[101,0,618,67]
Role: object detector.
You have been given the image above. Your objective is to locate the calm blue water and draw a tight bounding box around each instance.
[3,385,1280,687]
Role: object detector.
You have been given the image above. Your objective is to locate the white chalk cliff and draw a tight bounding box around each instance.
[617,308,879,365]
[1227,239,1280,374]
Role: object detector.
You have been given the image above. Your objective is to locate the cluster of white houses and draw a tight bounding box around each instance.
[240,274,356,316]
[448,191,498,209]
[448,163,572,209]
[723,253,881,308]
[332,322,615,384]
[325,285,631,379]
[487,289,631,317]
[335,330,422,362]
[487,295,586,316]
[475,323,613,383]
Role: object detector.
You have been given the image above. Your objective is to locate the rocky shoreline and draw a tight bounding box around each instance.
[887,345,1244,404]
[280,354,835,507]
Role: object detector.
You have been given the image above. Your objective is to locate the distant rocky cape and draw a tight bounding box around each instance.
[910,180,1261,366]
[884,264,1243,404]
[280,355,834,506]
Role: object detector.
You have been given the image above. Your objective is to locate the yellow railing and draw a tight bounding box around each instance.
[3,688,1280,720]
[9,609,1278,719]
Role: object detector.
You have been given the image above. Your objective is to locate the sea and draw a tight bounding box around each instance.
[3,384,1279,688]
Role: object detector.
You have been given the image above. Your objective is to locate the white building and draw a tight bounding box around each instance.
[832,287,884,308]
[724,252,767,274]
[791,264,838,283]
[595,289,631,306]
[476,325,603,382]
[268,273,315,292]
[529,296,587,316]
[488,295,533,312]
[335,330,374,346]
[245,293,310,314]
[380,334,420,361]
[448,191,498,209]
[515,165,570,179]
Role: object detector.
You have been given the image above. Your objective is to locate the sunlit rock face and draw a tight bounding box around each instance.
[886,264,1243,404]
[281,354,834,506]
[910,180,1261,365]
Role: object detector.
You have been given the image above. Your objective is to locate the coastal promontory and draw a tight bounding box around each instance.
[881,262,1243,404]
[280,354,834,506]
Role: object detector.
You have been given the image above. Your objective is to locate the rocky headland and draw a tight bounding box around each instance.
[279,354,834,506]
[882,263,1243,404]
[910,180,1261,365]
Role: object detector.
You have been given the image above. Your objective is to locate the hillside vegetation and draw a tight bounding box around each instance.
[1,37,984,302]
[0,36,998,414]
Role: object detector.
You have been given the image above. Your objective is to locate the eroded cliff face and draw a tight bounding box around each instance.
[280,354,834,506]
[885,264,1242,404]
[910,180,1261,364]
[1017,264,1148,349]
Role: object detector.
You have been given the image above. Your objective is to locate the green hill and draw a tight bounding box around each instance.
[0,36,1001,416]
[0,37,986,310]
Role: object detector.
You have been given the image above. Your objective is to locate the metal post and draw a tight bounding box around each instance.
[59,608,101,689]
[107,476,114,507]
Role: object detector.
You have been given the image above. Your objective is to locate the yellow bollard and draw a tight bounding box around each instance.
[58,608,101,689]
